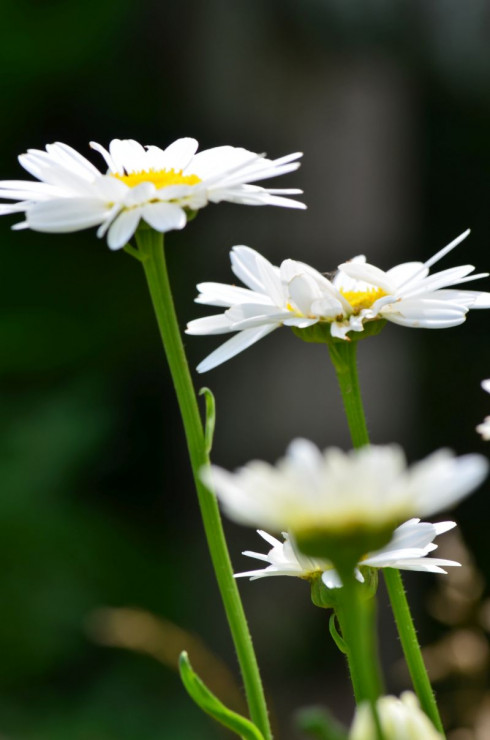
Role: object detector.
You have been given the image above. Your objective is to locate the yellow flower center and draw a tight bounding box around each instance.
[340,287,387,311]
[112,168,202,189]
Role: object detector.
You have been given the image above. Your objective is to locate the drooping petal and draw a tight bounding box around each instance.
[106,209,141,250]
[196,324,279,373]
[141,202,186,232]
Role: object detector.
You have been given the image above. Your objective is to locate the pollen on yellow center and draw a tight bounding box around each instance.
[340,287,387,311]
[112,168,202,189]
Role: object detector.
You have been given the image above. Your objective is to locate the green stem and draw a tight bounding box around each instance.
[327,342,369,447]
[382,568,445,735]
[135,228,271,740]
[335,568,384,740]
[327,339,445,735]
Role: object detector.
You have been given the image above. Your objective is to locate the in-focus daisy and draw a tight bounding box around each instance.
[0,138,304,250]
[187,230,490,373]
[476,379,490,440]
[202,439,487,560]
[235,519,460,589]
[349,692,443,739]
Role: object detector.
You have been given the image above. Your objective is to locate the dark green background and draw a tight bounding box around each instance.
[0,1,490,737]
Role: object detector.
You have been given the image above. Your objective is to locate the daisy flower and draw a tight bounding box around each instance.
[235,520,460,589]
[186,230,490,373]
[0,138,304,250]
[350,692,443,739]
[201,439,487,557]
[476,379,490,440]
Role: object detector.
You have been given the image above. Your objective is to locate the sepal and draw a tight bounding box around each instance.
[292,319,386,345]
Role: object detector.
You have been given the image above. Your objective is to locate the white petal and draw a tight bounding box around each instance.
[159,137,199,171]
[321,570,342,588]
[288,274,320,315]
[230,246,279,294]
[225,304,292,330]
[90,141,117,172]
[410,451,488,517]
[186,314,234,335]
[109,139,147,174]
[337,261,394,293]
[26,198,111,232]
[196,324,279,373]
[106,209,141,250]
[141,202,186,232]
[195,282,271,308]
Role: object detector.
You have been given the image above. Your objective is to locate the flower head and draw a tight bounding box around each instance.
[349,692,443,739]
[187,230,490,372]
[236,519,460,589]
[476,379,490,440]
[202,440,487,561]
[0,139,304,250]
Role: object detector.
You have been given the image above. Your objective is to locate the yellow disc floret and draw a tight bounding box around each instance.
[340,287,387,312]
[112,168,202,189]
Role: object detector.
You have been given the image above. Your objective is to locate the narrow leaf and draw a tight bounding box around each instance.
[179,651,264,740]
[199,387,216,454]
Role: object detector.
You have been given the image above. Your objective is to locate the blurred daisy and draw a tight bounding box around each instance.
[202,440,487,550]
[187,230,490,373]
[235,519,460,589]
[476,379,490,440]
[0,138,304,250]
[349,692,443,739]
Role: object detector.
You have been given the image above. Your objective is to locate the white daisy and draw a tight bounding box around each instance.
[0,138,305,250]
[476,379,490,440]
[202,440,487,546]
[350,692,443,739]
[235,520,460,589]
[186,230,490,373]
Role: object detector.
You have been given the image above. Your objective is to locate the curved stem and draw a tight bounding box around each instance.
[327,340,445,735]
[136,228,271,740]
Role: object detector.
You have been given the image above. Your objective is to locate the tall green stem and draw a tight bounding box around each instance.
[335,570,384,739]
[327,339,445,736]
[327,342,369,448]
[382,568,444,734]
[136,228,271,740]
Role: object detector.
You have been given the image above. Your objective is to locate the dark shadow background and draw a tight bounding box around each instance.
[1,1,490,737]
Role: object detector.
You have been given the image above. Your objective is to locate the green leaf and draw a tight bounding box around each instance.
[295,706,348,740]
[199,387,216,455]
[179,652,264,740]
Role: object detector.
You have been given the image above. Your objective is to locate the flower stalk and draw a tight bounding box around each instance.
[327,338,445,735]
[135,227,271,740]
[335,566,384,740]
